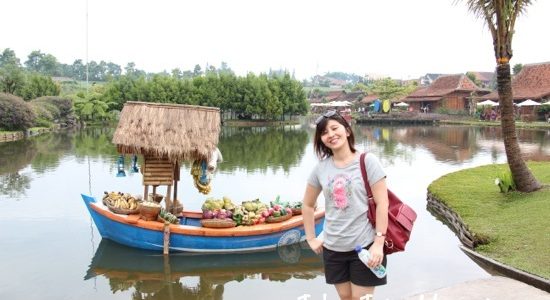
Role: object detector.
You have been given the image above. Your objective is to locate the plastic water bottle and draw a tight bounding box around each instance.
[355,245,386,278]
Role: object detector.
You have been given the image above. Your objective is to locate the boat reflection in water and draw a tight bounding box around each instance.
[85,240,324,299]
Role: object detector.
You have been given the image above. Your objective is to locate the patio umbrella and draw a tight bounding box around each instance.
[476,99,499,106]
[516,99,541,107]
[394,102,409,107]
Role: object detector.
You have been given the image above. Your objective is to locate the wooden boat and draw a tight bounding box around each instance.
[82,194,325,253]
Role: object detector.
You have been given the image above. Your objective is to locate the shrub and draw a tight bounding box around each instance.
[34,117,52,128]
[494,168,516,193]
[0,93,35,130]
[29,101,59,125]
[17,74,61,100]
[31,96,73,118]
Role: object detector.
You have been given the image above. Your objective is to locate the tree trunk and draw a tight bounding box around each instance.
[496,63,541,192]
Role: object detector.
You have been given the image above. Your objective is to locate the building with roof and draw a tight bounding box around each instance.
[402,74,490,112]
[483,62,550,103]
[419,73,445,86]
[467,71,495,88]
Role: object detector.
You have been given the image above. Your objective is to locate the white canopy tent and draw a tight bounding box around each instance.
[311,101,352,107]
[516,99,541,107]
[328,100,352,107]
[394,102,410,107]
[477,99,499,106]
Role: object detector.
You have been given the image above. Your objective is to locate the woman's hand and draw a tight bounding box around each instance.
[307,238,324,255]
[368,242,384,268]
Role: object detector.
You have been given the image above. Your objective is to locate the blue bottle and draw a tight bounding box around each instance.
[355,245,387,278]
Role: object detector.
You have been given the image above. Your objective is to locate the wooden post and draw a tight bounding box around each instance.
[173,161,179,203]
[144,185,149,202]
[163,221,170,255]
[165,185,172,212]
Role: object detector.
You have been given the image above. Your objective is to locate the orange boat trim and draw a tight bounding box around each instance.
[91,203,325,237]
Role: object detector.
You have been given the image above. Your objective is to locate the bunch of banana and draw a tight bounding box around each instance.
[103,191,139,210]
[159,208,179,224]
[191,160,211,195]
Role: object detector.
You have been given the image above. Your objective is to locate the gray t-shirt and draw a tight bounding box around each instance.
[307,152,386,252]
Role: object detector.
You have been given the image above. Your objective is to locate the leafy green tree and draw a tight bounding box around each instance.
[193,64,202,77]
[72,59,86,80]
[39,54,59,76]
[24,51,59,75]
[466,72,482,86]
[125,62,136,76]
[219,61,234,75]
[0,65,25,94]
[459,0,540,192]
[17,73,61,100]
[25,50,44,72]
[171,68,183,79]
[182,70,194,79]
[206,65,217,75]
[512,63,523,75]
[74,92,112,121]
[0,48,21,67]
[367,78,408,101]
[58,63,74,78]
[106,62,122,78]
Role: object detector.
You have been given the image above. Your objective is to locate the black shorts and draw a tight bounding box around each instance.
[322,244,387,287]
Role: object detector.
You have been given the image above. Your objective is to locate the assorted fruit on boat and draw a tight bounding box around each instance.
[81,193,324,253]
[199,196,301,227]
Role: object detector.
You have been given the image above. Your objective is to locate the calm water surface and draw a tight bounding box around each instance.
[1,124,549,300]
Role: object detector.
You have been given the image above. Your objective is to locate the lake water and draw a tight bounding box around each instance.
[1,124,549,300]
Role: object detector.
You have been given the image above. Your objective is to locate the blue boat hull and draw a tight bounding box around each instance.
[82,194,325,253]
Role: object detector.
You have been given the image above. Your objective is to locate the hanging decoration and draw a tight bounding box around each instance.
[131,155,139,173]
[116,154,126,177]
[190,148,223,194]
[191,159,211,194]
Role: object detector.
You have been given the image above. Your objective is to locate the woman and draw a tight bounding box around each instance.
[302,110,389,300]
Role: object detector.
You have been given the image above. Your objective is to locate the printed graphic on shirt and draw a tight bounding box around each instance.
[327,174,352,209]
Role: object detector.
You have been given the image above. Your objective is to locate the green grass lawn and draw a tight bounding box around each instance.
[428,162,550,279]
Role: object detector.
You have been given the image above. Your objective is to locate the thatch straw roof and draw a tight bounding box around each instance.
[112,101,221,162]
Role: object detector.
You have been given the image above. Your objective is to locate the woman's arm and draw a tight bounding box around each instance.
[302,183,322,254]
[368,178,389,267]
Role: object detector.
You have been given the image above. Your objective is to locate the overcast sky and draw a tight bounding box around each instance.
[2,0,549,80]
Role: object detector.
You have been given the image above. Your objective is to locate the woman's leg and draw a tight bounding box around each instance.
[351,283,374,299]
[334,282,352,300]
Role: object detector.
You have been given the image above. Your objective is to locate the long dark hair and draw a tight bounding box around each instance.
[313,113,356,159]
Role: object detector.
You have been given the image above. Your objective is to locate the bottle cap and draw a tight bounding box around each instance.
[354,245,362,253]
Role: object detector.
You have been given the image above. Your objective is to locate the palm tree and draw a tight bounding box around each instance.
[74,92,114,121]
[459,0,540,192]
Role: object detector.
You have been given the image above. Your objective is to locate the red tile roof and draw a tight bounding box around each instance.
[469,71,494,83]
[360,94,380,104]
[410,75,471,98]
[483,62,550,100]
[401,74,483,102]
[326,90,345,100]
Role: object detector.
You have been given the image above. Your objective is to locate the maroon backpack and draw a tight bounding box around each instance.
[359,153,417,254]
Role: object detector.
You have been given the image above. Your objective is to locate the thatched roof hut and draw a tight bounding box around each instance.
[112,101,221,162]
